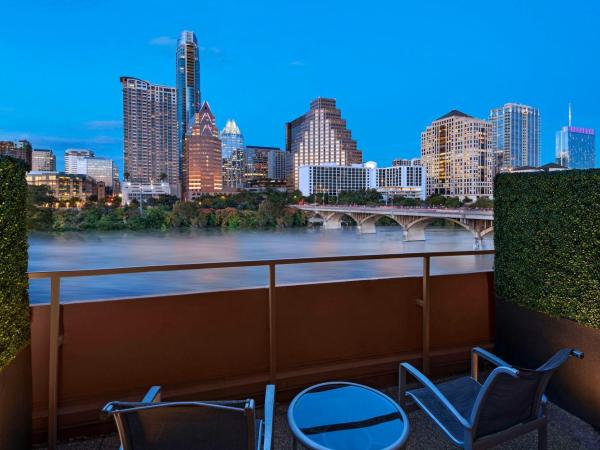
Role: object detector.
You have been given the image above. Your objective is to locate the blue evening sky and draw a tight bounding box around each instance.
[1,0,599,173]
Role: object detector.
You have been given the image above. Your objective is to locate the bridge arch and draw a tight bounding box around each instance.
[294,205,494,246]
[480,226,494,238]
[404,216,474,241]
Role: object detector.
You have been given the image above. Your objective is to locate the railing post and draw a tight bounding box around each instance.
[422,256,431,375]
[48,275,61,450]
[268,264,277,383]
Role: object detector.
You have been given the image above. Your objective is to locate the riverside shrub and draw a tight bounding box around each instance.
[494,169,600,328]
[0,157,30,368]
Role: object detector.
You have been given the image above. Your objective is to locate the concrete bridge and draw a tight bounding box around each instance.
[293,204,494,247]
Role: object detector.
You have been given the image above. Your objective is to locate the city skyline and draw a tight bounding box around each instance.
[1,1,600,175]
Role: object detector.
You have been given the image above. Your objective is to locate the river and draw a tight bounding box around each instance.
[28,226,493,304]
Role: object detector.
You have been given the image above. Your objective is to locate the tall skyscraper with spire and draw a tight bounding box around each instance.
[176,31,201,189]
[183,102,222,199]
[556,104,596,169]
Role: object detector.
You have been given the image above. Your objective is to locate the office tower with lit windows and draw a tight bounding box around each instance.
[85,157,115,189]
[285,97,362,190]
[220,120,246,190]
[0,140,33,168]
[244,145,275,184]
[267,148,287,181]
[64,149,94,174]
[183,102,222,199]
[490,103,541,170]
[421,110,494,198]
[31,148,56,172]
[120,76,178,190]
[176,30,201,179]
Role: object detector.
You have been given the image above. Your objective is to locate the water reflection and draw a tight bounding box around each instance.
[28,226,493,304]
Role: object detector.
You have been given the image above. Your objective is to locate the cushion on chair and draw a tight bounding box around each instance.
[407,376,481,442]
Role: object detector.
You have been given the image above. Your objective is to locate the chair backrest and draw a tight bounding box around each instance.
[471,349,579,439]
[107,400,257,450]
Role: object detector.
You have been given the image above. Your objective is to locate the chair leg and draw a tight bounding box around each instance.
[538,424,548,450]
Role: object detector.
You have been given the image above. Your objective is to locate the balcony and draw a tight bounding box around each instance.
[4,249,597,449]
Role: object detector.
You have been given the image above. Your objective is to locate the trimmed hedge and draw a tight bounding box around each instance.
[495,169,600,329]
[0,156,30,368]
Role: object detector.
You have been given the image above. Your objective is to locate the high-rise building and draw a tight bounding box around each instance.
[120,76,178,190]
[112,166,120,197]
[421,110,494,198]
[555,105,595,169]
[183,102,222,199]
[64,149,94,174]
[244,145,273,184]
[490,103,541,170]
[556,127,596,169]
[220,119,246,191]
[31,149,56,172]
[286,97,362,190]
[0,140,32,168]
[176,30,201,180]
[85,157,114,188]
[267,148,287,181]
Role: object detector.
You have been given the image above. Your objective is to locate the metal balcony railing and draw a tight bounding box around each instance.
[29,249,495,449]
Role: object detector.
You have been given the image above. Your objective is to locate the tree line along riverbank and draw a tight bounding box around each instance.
[26,186,493,232]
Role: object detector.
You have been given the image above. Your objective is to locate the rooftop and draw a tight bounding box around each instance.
[435,110,473,121]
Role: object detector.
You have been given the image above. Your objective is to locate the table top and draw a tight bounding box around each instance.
[287,382,409,450]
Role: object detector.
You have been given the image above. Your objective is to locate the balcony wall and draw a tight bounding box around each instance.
[30,271,494,442]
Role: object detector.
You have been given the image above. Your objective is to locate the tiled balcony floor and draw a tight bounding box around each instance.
[46,391,600,450]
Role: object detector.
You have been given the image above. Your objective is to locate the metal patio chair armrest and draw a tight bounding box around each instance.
[399,362,471,430]
[262,384,276,450]
[570,349,584,359]
[141,385,162,403]
[471,347,511,382]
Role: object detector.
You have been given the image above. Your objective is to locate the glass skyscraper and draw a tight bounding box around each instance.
[176,31,201,184]
[490,103,541,170]
[220,120,246,191]
[556,126,596,169]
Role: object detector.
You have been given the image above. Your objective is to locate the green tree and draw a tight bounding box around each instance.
[170,201,201,228]
[425,194,447,207]
[471,197,494,209]
[27,185,55,231]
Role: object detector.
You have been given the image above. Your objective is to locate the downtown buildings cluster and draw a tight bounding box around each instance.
[0,141,119,203]
[120,31,288,204]
[118,29,596,204]
[1,30,596,204]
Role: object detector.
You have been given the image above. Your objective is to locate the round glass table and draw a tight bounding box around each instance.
[287,382,409,450]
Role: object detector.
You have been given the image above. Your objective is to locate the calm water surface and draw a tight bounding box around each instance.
[28,226,493,304]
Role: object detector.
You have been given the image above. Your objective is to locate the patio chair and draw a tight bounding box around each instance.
[398,347,583,450]
[101,384,275,450]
